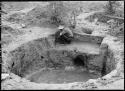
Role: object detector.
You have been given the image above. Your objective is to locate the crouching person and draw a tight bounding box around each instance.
[55,25,74,45]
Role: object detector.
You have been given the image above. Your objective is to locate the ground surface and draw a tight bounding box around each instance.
[2,10,105,53]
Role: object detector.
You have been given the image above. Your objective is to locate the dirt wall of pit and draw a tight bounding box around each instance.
[73,32,104,44]
[3,33,105,77]
[2,35,124,90]
[2,33,124,90]
[101,36,124,77]
[7,35,100,77]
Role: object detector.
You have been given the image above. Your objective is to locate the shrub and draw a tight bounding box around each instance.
[24,2,83,27]
[81,27,93,34]
[45,1,68,26]
[104,1,121,15]
[107,23,124,43]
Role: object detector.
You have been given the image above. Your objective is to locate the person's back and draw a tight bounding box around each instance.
[55,25,64,44]
[55,25,74,44]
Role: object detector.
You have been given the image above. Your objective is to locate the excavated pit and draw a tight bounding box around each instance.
[6,34,112,84]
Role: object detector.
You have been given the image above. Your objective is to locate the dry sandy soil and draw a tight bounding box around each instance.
[1,2,124,90]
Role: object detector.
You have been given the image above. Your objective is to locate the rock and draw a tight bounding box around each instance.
[88,79,96,83]
[21,24,26,28]
[65,66,75,71]
[103,70,118,79]
[9,73,21,82]
[2,73,10,80]
[89,70,95,73]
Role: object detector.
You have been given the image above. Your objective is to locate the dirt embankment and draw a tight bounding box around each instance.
[1,2,124,90]
[4,35,102,77]
[2,18,124,90]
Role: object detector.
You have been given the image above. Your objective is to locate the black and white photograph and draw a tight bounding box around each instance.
[1,1,124,90]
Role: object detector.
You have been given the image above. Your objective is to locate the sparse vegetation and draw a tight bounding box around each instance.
[81,27,93,34]
[107,23,124,42]
[1,1,124,90]
[104,1,121,15]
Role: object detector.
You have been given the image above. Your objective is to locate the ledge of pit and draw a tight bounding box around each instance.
[85,35,124,90]
[105,37,123,78]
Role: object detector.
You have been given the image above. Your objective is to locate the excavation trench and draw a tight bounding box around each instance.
[6,34,113,84]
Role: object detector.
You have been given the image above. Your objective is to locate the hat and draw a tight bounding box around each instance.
[58,25,64,29]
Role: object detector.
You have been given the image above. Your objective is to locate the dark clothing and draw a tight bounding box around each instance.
[55,30,73,44]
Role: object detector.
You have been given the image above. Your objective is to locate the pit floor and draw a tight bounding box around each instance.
[55,41,100,54]
[26,68,100,84]
[25,41,100,84]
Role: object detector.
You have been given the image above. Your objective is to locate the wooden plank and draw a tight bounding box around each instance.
[73,32,104,44]
[103,15,124,20]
